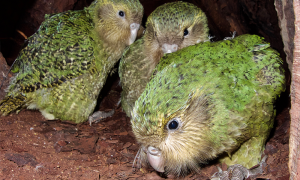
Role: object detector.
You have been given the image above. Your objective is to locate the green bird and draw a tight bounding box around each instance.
[131,34,285,176]
[0,0,143,124]
[119,1,209,118]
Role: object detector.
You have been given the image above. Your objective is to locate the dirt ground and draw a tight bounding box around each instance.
[0,52,291,180]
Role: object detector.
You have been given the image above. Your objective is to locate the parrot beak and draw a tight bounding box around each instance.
[146,146,165,172]
[161,43,178,54]
[129,23,140,45]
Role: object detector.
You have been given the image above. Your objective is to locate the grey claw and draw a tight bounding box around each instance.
[89,109,115,126]
[211,155,268,180]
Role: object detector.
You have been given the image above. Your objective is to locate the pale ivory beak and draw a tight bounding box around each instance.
[129,23,140,45]
[147,146,164,172]
[162,43,178,54]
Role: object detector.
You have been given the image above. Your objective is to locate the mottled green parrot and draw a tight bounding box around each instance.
[0,0,143,124]
[131,34,285,176]
[119,1,209,118]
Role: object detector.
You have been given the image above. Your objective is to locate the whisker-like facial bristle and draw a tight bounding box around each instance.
[132,148,141,168]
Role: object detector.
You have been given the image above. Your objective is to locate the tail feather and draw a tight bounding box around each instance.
[0,94,27,116]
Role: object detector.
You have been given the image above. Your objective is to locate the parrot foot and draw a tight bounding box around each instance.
[223,31,236,40]
[110,68,118,76]
[220,136,266,168]
[207,34,215,41]
[211,155,267,180]
[88,109,115,125]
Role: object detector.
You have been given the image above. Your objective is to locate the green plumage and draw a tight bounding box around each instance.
[131,34,285,175]
[119,38,148,117]
[10,10,95,89]
[119,1,209,118]
[0,0,143,123]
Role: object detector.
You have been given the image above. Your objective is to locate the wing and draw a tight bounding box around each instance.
[10,10,95,93]
[250,44,286,96]
[119,38,149,100]
[138,34,286,116]
[119,38,145,82]
[119,37,155,115]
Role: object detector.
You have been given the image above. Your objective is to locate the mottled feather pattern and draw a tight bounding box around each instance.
[0,0,144,123]
[131,34,285,175]
[0,94,26,115]
[10,11,95,93]
[148,2,207,41]
[93,0,143,48]
[149,35,284,113]
[119,37,156,117]
[119,1,209,118]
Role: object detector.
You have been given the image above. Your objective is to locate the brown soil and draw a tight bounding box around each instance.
[0,53,290,180]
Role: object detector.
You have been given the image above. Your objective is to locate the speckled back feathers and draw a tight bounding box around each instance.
[131,34,285,175]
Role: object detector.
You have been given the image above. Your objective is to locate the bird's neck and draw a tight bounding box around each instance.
[144,42,164,69]
[88,31,124,78]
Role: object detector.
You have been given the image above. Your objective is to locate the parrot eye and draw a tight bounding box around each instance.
[118,11,125,17]
[167,118,180,130]
[183,29,189,37]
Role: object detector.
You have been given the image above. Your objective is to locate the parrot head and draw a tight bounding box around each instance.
[131,85,214,176]
[144,1,209,64]
[92,0,144,47]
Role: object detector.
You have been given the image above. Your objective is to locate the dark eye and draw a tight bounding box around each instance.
[118,11,125,17]
[167,118,180,130]
[183,29,189,36]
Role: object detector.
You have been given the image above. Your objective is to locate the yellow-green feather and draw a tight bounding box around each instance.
[131,34,285,174]
[0,0,143,123]
[119,1,209,118]
[119,37,149,117]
